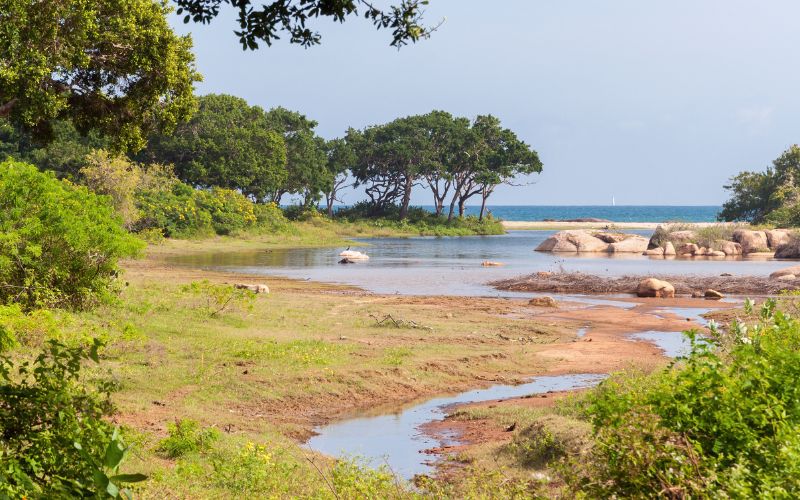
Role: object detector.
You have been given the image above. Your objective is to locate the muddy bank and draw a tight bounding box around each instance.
[491,271,797,296]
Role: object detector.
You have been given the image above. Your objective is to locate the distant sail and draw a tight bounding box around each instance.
[612,196,616,206]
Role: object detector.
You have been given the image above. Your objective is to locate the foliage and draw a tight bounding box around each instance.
[568,304,800,497]
[0,160,144,310]
[0,339,145,497]
[175,0,434,49]
[157,419,220,459]
[720,144,800,223]
[179,280,256,317]
[0,118,108,179]
[139,94,287,201]
[0,0,200,152]
[81,150,147,228]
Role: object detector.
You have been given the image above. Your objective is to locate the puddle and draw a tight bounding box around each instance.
[651,307,713,326]
[629,330,690,358]
[306,373,606,479]
[576,326,590,338]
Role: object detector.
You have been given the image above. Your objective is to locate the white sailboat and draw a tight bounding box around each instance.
[612,196,616,207]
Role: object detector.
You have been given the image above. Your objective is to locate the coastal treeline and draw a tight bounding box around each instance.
[720,144,800,225]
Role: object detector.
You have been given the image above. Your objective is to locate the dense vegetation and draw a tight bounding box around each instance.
[566,300,800,496]
[719,144,800,225]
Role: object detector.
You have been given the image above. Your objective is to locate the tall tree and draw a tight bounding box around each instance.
[323,138,356,217]
[139,94,287,201]
[174,0,435,49]
[265,107,329,205]
[0,0,200,152]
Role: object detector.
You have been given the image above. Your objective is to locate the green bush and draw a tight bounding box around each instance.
[136,182,290,238]
[0,339,145,497]
[0,160,144,310]
[568,303,800,497]
[157,419,220,459]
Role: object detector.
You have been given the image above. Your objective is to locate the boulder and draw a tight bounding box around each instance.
[776,274,797,281]
[339,250,370,260]
[535,230,610,252]
[664,242,677,256]
[775,240,800,259]
[732,229,769,254]
[609,236,650,253]
[766,229,791,249]
[708,250,726,257]
[668,230,698,243]
[770,265,800,279]
[594,232,628,243]
[677,243,699,256]
[691,290,704,298]
[529,296,558,307]
[645,247,664,256]
[704,289,724,300]
[718,240,742,256]
[636,278,675,298]
[535,271,553,278]
[234,283,269,294]
[695,247,708,256]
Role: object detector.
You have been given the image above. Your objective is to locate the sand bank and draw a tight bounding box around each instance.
[502,220,728,230]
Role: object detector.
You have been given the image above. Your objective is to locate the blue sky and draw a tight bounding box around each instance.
[169,0,800,206]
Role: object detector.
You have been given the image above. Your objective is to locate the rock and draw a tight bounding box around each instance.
[535,230,610,252]
[594,232,628,243]
[339,250,370,260]
[535,271,553,278]
[668,230,699,243]
[719,240,742,256]
[732,229,769,254]
[529,296,558,307]
[482,261,505,267]
[708,250,726,257]
[664,242,677,256]
[695,247,707,256]
[704,289,724,300]
[691,290,704,298]
[645,247,664,256]
[636,278,676,298]
[766,229,791,249]
[775,240,800,259]
[609,236,649,253]
[776,274,797,281]
[770,265,800,279]
[234,283,269,294]
[338,258,356,264]
[677,243,699,256]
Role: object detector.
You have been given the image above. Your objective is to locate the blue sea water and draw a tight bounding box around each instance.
[450,205,720,223]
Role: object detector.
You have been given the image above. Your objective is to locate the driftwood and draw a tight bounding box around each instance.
[369,313,432,331]
[491,272,798,296]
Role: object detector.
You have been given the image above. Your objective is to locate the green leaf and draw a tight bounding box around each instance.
[110,473,148,483]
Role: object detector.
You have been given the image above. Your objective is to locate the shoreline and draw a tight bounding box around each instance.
[501,220,727,230]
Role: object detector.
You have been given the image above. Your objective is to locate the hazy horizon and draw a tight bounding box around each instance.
[169,1,800,207]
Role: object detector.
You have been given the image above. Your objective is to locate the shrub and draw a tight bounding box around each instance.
[157,419,220,459]
[568,305,800,497]
[0,160,144,310]
[0,339,145,497]
[180,280,256,317]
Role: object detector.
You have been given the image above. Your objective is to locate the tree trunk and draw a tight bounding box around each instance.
[447,193,458,221]
[326,193,334,218]
[479,194,488,221]
[399,178,413,219]
[458,197,466,218]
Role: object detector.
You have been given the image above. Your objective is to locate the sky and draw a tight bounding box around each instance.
[169,0,800,206]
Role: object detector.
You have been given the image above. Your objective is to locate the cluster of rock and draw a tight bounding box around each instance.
[635,278,724,300]
[535,230,649,253]
[645,227,792,257]
[770,265,800,281]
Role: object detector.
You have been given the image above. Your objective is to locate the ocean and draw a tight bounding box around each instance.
[453,205,720,223]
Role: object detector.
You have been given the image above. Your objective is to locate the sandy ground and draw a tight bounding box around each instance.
[502,220,727,230]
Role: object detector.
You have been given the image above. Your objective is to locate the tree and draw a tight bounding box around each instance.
[417,111,470,216]
[174,0,435,49]
[323,138,356,217]
[264,107,328,205]
[448,115,541,220]
[719,145,800,223]
[0,0,200,152]
[139,94,288,201]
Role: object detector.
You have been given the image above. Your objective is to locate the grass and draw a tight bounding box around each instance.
[26,255,576,497]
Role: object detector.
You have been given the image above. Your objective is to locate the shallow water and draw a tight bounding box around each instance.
[305,374,606,479]
[168,231,792,296]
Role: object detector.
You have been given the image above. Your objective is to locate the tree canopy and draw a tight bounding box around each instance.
[174,0,435,49]
[719,145,800,225]
[139,94,288,202]
[0,0,201,152]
